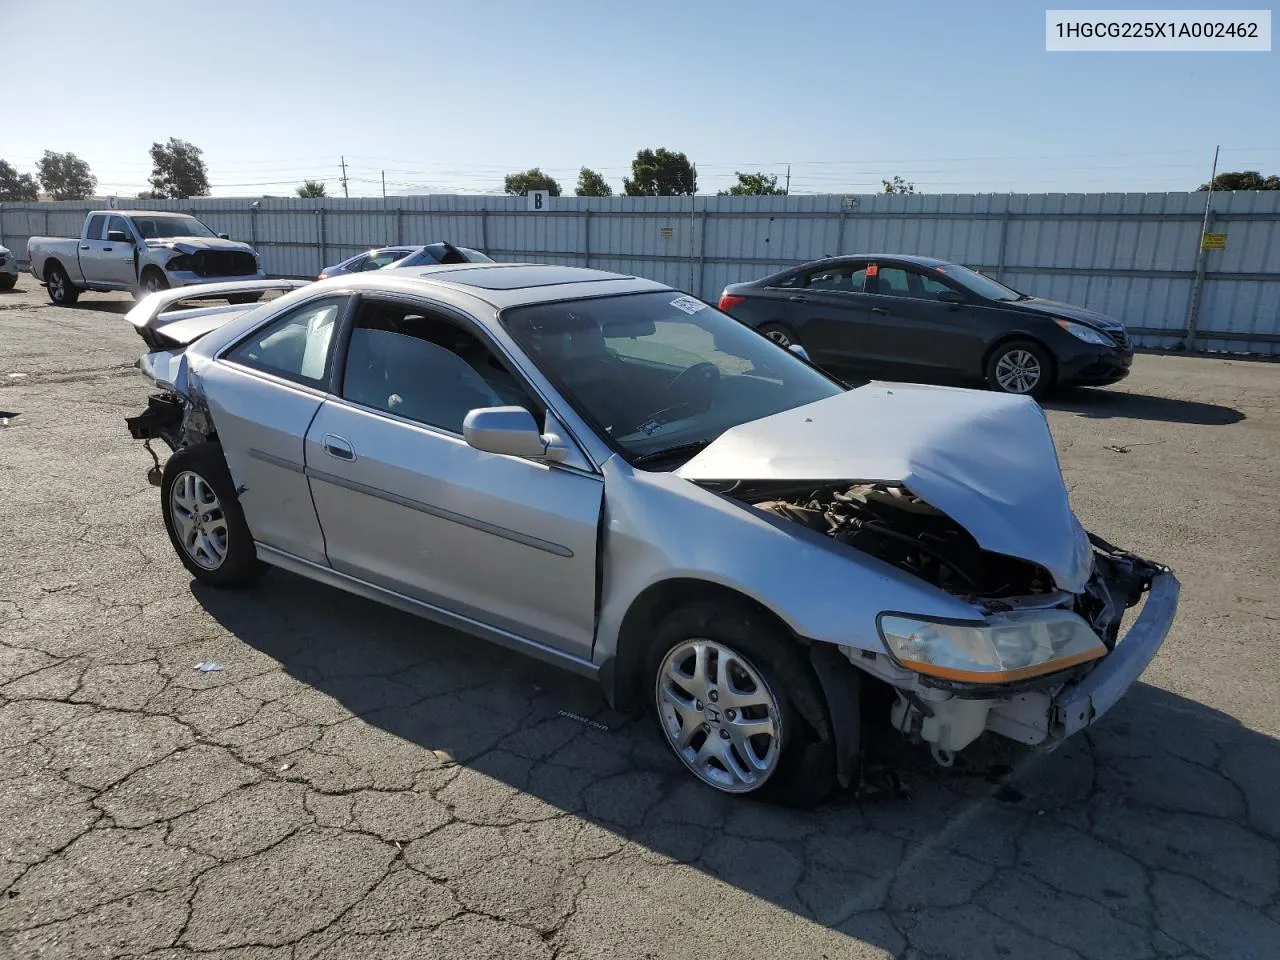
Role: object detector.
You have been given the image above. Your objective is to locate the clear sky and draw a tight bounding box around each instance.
[2,0,1276,198]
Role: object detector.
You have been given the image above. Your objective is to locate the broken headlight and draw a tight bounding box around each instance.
[166,254,193,272]
[878,609,1106,684]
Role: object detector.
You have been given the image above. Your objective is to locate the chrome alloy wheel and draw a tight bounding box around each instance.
[142,273,165,293]
[49,270,67,300]
[994,348,1042,394]
[764,327,793,347]
[655,639,782,792]
[169,470,229,570]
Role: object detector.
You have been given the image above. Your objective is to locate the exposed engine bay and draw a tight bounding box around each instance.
[724,481,1156,649]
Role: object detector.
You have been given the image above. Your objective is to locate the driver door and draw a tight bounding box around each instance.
[304,296,604,661]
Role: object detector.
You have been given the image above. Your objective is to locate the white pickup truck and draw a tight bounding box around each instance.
[27,210,265,306]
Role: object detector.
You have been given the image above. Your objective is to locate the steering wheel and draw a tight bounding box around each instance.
[666,361,720,401]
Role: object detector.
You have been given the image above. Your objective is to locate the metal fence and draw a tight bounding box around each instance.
[4,191,1279,354]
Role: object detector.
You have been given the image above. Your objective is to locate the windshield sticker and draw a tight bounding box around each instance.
[639,418,664,435]
[669,296,706,315]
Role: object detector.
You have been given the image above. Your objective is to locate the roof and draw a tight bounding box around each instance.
[806,253,951,268]
[88,210,196,218]
[356,263,670,309]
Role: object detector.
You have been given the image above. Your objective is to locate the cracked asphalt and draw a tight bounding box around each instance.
[2,279,1278,960]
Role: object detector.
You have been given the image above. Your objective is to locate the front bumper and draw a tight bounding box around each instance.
[984,571,1179,748]
[1049,571,1179,741]
[1057,344,1134,386]
[165,269,266,287]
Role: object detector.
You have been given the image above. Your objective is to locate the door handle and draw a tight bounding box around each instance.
[79,244,90,250]
[870,307,891,316]
[322,434,355,461]
[102,247,112,252]
[788,295,808,303]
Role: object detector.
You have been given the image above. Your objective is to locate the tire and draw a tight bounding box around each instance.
[758,321,800,350]
[985,338,1054,399]
[160,442,266,588]
[136,268,169,300]
[45,262,80,305]
[226,293,262,305]
[0,274,16,291]
[646,600,839,807]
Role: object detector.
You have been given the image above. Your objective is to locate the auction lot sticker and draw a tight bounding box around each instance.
[1046,10,1271,50]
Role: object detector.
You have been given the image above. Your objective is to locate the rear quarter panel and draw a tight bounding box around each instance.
[26,239,85,283]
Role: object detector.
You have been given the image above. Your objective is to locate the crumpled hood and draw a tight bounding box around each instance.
[145,237,255,255]
[677,382,1094,593]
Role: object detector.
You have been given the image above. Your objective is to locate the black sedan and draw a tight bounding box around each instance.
[718,255,1133,398]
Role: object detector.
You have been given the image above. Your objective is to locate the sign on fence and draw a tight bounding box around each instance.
[1202,232,1228,250]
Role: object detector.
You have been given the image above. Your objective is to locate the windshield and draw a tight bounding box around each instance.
[132,215,218,240]
[939,262,1024,302]
[502,291,843,464]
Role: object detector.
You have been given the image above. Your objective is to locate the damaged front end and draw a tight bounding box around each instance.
[731,479,1176,763]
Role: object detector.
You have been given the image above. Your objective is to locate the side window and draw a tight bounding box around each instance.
[341,300,541,434]
[366,251,404,269]
[873,267,911,297]
[345,255,369,272]
[225,297,344,388]
[107,216,131,240]
[85,215,107,241]
[802,264,867,293]
[918,273,953,299]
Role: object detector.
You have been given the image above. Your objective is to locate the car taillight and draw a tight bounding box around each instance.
[719,293,745,311]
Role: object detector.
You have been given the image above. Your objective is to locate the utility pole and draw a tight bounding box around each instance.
[785,164,791,195]
[381,170,386,199]
[1183,144,1220,350]
[340,156,349,199]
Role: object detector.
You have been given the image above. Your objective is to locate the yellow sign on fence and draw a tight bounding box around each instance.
[1202,232,1227,250]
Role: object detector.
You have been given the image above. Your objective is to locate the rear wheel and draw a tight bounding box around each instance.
[0,274,16,291]
[759,321,800,350]
[986,339,1054,399]
[160,443,266,588]
[647,600,838,806]
[136,268,169,300]
[45,263,80,305]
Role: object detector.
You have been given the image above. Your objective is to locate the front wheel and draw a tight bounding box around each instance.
[0,274,16,291]
[647,601,838,806]
[986,339,1054,399]
[136,268,169,300]
[160,443,266,588]
[46,263,80,305]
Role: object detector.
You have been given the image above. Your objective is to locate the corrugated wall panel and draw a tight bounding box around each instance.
[4,192,1279,353]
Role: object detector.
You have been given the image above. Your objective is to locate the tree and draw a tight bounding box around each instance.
[1198,170,1280,191]
[575,167,612,197]
[296,180,327,198]
[148,138,210,199]
[0,159,39,201]
[36,151,97,200]
[503,168,561,196]
[136,189,164,200]
[718,171,785,196]
[623,148,696,196]
[882,176,916,195]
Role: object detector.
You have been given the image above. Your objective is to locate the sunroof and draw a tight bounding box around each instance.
[427,265,630,291]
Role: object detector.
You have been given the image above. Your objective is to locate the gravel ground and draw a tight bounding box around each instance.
[1,278,1278,960]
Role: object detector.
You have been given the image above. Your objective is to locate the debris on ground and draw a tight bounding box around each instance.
[194,661,223,673]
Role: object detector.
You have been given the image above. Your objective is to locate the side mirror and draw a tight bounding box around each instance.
[788,343,812,362]
[106,230,131,243]
[218,232,231,240]
[936,289,967,305]
[463,406,569,462]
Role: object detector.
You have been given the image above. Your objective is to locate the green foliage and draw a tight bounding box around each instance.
[135,190,164,200]
[296,180,327,198]
[36,151,97,200]
[882,176,916,195]
[623,148,696,196]
[0,159,39,201]
[575,167,612,197]
[719,171,785,196]
[504,168,562,196]
[1198,170,1280,191]
[148,139,210,199]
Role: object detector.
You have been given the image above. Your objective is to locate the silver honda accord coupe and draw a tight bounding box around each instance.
[123,266,1179,805]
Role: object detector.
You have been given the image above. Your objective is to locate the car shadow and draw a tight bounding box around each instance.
[193,571,1280,956]
[58,300,134,316]
[1047,388,1245,426]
